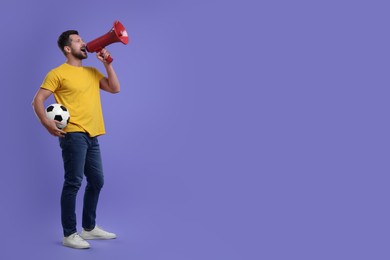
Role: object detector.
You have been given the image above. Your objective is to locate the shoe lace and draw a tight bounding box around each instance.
[71,233,84,241]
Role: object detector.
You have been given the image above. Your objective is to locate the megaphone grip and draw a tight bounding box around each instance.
[96,49,113,64]
[106,56,113,64]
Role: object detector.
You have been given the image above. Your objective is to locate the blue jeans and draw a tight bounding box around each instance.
[59,132,104,237]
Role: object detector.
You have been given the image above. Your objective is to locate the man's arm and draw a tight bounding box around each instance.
[97,48,121,93]
[32,88,66,137]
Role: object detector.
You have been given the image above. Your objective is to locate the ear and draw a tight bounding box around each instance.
[64,46,71,54]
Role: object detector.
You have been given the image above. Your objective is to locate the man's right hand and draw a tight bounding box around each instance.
[44,119,67,137]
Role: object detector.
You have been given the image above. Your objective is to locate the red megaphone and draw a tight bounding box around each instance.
[86,20,129,64]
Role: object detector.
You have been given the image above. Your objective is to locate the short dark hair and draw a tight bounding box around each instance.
[57,30,79,55]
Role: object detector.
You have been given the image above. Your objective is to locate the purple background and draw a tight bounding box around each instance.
[0,0,389,259]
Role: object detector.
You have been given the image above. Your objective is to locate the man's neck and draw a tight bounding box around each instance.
[66,57,82,67]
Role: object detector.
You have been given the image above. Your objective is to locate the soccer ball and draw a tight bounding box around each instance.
[45,103,70,129]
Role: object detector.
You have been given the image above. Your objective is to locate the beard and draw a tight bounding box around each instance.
[71,48,88,60]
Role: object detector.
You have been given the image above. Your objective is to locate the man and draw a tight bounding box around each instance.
[32,30,120,249]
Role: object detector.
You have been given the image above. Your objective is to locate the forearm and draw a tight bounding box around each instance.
[32,95,50,127]
[104,63,120,93]
[32,89,66,136]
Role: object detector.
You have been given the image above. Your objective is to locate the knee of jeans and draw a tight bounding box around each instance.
[88,177,104,190]
[64,177,83,190]
[96,178,104,190]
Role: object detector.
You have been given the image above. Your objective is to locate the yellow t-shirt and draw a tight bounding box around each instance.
[40,63,105,137]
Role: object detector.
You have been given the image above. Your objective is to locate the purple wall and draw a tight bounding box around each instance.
[0,0,389,259]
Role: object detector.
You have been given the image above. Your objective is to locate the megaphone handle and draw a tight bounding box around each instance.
[106,56,113,64]
[97,49,113,64]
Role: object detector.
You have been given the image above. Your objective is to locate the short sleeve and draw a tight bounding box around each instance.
[40,70,60,92]
[96,69,105,82]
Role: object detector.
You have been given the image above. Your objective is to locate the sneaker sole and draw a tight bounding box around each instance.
[80,235,117,240]
[63,242,91,249]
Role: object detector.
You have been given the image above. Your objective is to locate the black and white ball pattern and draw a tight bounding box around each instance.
[45,103,70,129]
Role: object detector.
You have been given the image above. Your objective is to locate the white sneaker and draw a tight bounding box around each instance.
[63,233,90,249]
[80,226,117,240]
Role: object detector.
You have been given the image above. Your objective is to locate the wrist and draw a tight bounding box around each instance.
[103,61,113,67]
[41,117,51,127]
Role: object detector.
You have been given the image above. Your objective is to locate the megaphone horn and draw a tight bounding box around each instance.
[86,20,129,64]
